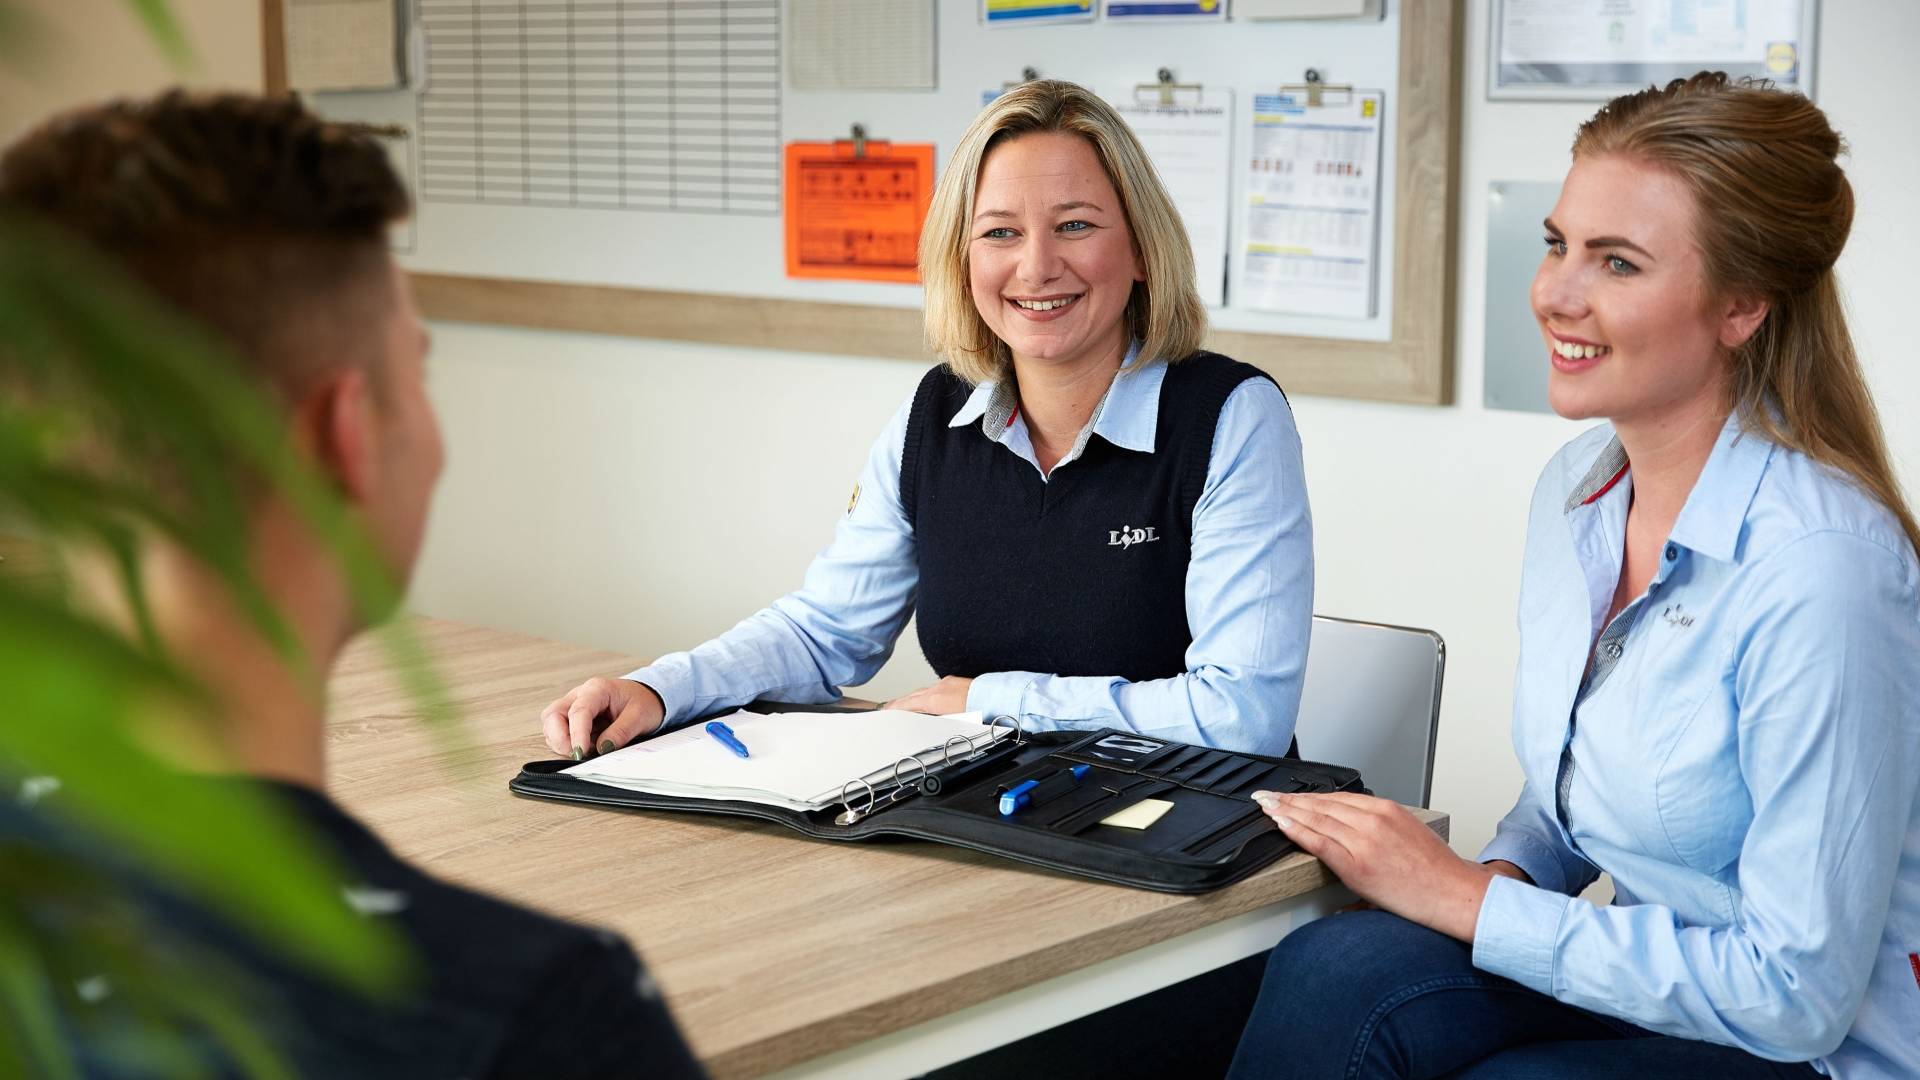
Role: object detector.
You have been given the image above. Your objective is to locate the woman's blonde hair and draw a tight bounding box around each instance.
[1574,72,1919,557]
[919,80,1207,385]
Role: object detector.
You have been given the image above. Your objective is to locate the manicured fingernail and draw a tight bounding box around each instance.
[1251,790,1274,802]
[598,739,615,756]
[1276,816,1293,829]
[571,745,585,761]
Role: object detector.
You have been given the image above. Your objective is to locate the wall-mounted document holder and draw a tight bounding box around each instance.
[1135,67,1204,107]
[1276,67,1352,108]
[511,705,1365,894]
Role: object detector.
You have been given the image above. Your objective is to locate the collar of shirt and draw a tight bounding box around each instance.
[947,340,1161,475]
[1562,409,1775,567]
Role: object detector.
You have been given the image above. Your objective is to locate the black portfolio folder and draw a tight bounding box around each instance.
[510,708,1364,895]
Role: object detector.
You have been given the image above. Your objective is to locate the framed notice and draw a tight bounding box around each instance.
[1490,0,1817,101]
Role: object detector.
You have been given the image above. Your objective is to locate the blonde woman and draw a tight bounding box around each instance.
[1233,74,1920,1080]
[541,80,1313,763]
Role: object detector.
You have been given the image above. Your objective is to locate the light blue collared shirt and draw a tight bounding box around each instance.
[1475,412,1920,1076]
[625,344,1314,756]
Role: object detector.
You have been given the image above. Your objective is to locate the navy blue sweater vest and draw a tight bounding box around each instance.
[901,352,1274,682]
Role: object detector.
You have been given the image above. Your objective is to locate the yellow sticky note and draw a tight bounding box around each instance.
[1101,798,1175,831]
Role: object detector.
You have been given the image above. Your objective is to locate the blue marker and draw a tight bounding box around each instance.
[705,720,751,759]
[999,764,1090,816]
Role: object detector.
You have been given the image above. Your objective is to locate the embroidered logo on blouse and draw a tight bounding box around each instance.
[1108,525,1160,549]
[1661,604,1695,629]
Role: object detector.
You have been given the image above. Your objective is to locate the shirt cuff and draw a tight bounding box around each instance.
[1478,828,1576,896]
[1471,873,1571,996]
[620,664,688,731]
[967,671,1037,723]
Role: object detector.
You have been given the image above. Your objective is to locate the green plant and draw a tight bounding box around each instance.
[0,4,452,1075]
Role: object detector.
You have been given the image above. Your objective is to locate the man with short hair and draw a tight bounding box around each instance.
[0,90,704,1078]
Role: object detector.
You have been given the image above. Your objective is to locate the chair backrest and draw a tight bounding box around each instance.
[1293,615,1445,808]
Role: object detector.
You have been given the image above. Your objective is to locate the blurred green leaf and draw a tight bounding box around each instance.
[117,0,194,70]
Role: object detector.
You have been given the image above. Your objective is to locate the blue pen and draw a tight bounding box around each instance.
[705,720,751,759]
[999,764,1090,816]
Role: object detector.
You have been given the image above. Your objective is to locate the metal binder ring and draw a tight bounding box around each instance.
[839,778,876,821]
[987,714,1027,745]
[890,756,929,789]
[942,735,974,765]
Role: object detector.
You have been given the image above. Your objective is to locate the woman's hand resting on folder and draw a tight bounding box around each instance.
[540,677,666,760]
[883,676,973,716]
[1250,791,1527,944]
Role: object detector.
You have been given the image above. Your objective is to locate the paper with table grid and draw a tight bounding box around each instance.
[563,709,996,811]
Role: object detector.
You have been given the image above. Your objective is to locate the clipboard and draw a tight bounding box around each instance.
[510,711,1365,894]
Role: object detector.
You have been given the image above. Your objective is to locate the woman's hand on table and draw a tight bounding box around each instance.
[884,676,974,715]
[540,677,665,760]
[1251,790,1497,943]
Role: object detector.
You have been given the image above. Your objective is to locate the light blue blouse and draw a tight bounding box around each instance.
[624,344,1314,757]
[1476,412,1920,1076]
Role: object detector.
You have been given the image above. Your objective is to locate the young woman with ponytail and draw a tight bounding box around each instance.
[1228,73,1920,1080]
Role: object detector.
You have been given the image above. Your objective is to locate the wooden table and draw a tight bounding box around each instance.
[326,618,1448,1079]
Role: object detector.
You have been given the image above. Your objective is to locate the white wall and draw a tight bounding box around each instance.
[411,1,1920,859]
[15,1,1916,859]
[0,0,260,140]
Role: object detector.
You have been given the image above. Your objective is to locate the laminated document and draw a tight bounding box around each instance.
[1239,90,1384,320]
[784,139,936,283]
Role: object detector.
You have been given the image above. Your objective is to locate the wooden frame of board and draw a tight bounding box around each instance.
[263,1,1461,405]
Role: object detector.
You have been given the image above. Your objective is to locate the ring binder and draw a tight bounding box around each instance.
[837,721,1025,824]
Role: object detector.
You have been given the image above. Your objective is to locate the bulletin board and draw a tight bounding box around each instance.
[266,1,1461,404]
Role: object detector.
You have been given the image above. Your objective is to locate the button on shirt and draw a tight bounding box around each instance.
[625,344,1314,757]
[1475,413,1920,1076]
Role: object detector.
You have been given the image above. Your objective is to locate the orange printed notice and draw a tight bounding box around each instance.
[784,141,936,283]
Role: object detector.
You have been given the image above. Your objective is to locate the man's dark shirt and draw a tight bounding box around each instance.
[12,776,705,1079]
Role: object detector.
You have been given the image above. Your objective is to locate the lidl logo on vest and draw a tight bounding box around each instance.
[1108,525,1160,549]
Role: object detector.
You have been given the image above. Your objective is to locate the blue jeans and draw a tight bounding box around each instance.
[1227,910,1825,1080]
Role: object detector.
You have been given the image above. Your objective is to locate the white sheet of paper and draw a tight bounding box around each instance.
[1239,90,1384,320]
[791,0,937,92]
[1106,88,1233,308]
[564,709,995,811]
